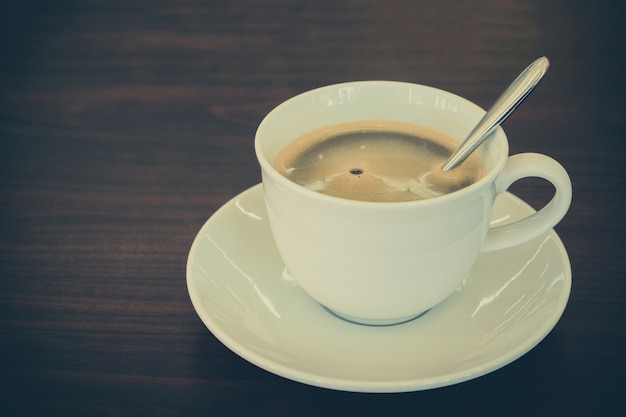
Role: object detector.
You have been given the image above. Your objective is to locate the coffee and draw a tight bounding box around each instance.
[273,120,485,202]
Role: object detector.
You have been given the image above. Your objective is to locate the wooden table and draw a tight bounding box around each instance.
[1,0,624,415]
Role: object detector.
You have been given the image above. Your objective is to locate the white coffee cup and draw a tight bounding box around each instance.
[255,81,571,326]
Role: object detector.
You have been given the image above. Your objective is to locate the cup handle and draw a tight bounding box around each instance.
[483,153,572,252]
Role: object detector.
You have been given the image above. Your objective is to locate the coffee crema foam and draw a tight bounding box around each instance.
[273,120,485,202]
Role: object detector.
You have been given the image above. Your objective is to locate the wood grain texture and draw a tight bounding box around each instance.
[1,0,625,415]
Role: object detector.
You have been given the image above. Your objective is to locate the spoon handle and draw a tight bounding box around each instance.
[441,56,550,172]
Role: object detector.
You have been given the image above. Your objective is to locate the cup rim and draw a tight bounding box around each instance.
[255,80,509,209]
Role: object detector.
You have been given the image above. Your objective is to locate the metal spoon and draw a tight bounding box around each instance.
[441,56,550,172]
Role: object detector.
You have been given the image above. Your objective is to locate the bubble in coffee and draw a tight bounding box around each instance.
[273,120,485,202]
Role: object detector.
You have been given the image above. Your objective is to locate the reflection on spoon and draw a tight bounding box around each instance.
[441,56,550,172]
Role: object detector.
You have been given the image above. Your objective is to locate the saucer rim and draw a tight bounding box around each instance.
[187,183,571,392]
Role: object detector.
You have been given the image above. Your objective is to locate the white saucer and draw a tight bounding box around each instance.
[186,184,571,393]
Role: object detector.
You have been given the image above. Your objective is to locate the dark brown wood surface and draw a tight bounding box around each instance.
[1,1,624,415]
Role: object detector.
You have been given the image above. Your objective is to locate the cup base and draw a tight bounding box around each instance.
[322,306,430,326]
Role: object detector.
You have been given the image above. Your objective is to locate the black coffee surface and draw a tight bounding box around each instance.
[274,120,484,202]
